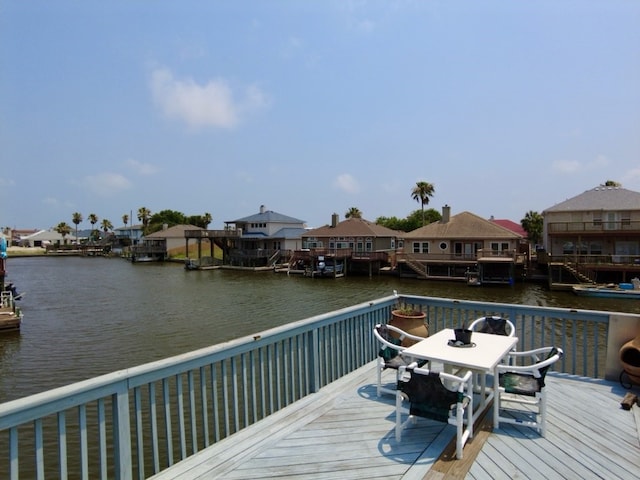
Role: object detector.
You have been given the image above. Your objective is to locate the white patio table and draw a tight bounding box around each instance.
[402,327,518,425]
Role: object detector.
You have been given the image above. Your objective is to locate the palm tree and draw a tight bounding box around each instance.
[203,212,212,228]
[101,219,113,234]
[345,207,362,219]
[137,207,151,233]
[55,222,72,245]
[122,214,129,229]
[411,181,435,226]
[88,213,99,242]
[72,212,83,244]
[520,211,543,246]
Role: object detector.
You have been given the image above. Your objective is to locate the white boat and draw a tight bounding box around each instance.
[572,279,640,299]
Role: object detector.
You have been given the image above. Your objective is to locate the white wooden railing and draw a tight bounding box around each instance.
[1,293,636,480]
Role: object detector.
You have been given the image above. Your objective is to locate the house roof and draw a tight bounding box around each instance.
[404,211,522,239]
[228,210,305,225]
[145,224,203,239]
[491,219,527,238]
[543,186,640,213]
[304,217,402,238]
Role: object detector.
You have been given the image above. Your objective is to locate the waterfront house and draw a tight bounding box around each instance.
[542,185,640,285]
[144,224,204,257]
[222,205,308,267]
[401,205,525,283]
[113,224,144,246]
[18,228,77,247]
[297,213,403,275]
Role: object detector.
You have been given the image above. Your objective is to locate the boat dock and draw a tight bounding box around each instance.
[149,363,639,479]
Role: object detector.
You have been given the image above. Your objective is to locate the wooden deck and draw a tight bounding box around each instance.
[149,362,640,480]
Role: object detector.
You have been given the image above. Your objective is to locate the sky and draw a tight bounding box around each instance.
[1,1,639,231]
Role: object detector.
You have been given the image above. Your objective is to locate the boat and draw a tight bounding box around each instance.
[0,290,22,332]
[572,279,640,299]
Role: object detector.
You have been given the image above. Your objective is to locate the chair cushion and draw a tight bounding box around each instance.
[399,371,458,423]
[499,372,542,396]
[478,317,508,336]
[378,335,402,362]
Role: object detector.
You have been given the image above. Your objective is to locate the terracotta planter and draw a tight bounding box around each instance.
[620,333,640,385]
[389,310,428,346]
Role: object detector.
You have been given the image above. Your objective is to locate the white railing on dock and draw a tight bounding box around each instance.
[0,294,634,480]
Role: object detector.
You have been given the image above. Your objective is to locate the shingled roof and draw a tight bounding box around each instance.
[544,186,640,213]
[404,211,522,239]
[304,217,402,237]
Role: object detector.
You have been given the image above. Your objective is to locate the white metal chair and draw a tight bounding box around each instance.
[494,346,563,437]
[396,363,474,460]
[469,316,516,337]
[373,323,426,397]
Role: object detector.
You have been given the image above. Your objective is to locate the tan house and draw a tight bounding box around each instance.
[401,206,524,284]
[543,185,640,284]
[131,224,205,262]
[297,214,403,276]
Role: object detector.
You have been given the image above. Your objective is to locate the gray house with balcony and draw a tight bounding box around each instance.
[542,185,640,284]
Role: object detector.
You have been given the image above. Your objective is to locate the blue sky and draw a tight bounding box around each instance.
[1,1,639,231]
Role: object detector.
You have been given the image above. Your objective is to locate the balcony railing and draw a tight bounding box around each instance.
[1,294,635,480]
[547,220,640,234]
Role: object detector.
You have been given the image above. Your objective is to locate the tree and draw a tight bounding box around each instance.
[122,214,129,228]
[72,212,83,243]
[55,222,72,244]
[137,207,151,233]
[376,208,441,232]
[521,211,543,246]
[603,180,621,187]
[101,219,113,234]
[345,207,362,219]
[88,213,99,242]
[411,181,435,226]
[203,212,212,228]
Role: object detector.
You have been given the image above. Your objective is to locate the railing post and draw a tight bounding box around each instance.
[308,329,320,393]
[113,383,133,480]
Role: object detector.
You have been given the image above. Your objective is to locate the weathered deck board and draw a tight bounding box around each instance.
[150,363,640,480]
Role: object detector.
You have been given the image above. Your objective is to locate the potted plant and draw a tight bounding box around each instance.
[389,303,428,345]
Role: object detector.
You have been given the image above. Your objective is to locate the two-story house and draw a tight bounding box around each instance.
[543,185,640,284]
[401,205,525,284]
[223,205,307,268]
[297,214,403,276]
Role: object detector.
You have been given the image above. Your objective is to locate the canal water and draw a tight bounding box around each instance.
[1,256,639,403]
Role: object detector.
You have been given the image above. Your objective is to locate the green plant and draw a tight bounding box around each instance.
[393,303,424,316]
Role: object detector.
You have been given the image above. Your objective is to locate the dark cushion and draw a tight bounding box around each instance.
[499,372,542,396]
[478,317,508,336]
[398,370,459,423]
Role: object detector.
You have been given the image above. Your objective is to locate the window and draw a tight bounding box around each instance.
[412,242,429,253]
[439,242,448,251]
[622,211,631,226]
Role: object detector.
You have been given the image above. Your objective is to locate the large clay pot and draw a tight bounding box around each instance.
[389,310,428,346]
[620,333,640,385]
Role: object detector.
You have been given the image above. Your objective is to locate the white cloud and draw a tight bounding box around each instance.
[333,173,360,194]
[552,154,611,175]
[83,173,132,196]
[126,159,159,176]
[552,159,580,174]
[150,67,269,129]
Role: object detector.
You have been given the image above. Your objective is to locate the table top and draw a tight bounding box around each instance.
[402,328,518,372]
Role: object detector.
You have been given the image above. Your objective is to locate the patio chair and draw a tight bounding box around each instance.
[469,315,516,337]
[495,346,563,437]
[373,324,426,397]
[396,363,473,460]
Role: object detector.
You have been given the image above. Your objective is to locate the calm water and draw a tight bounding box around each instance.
[1,256,638,403]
